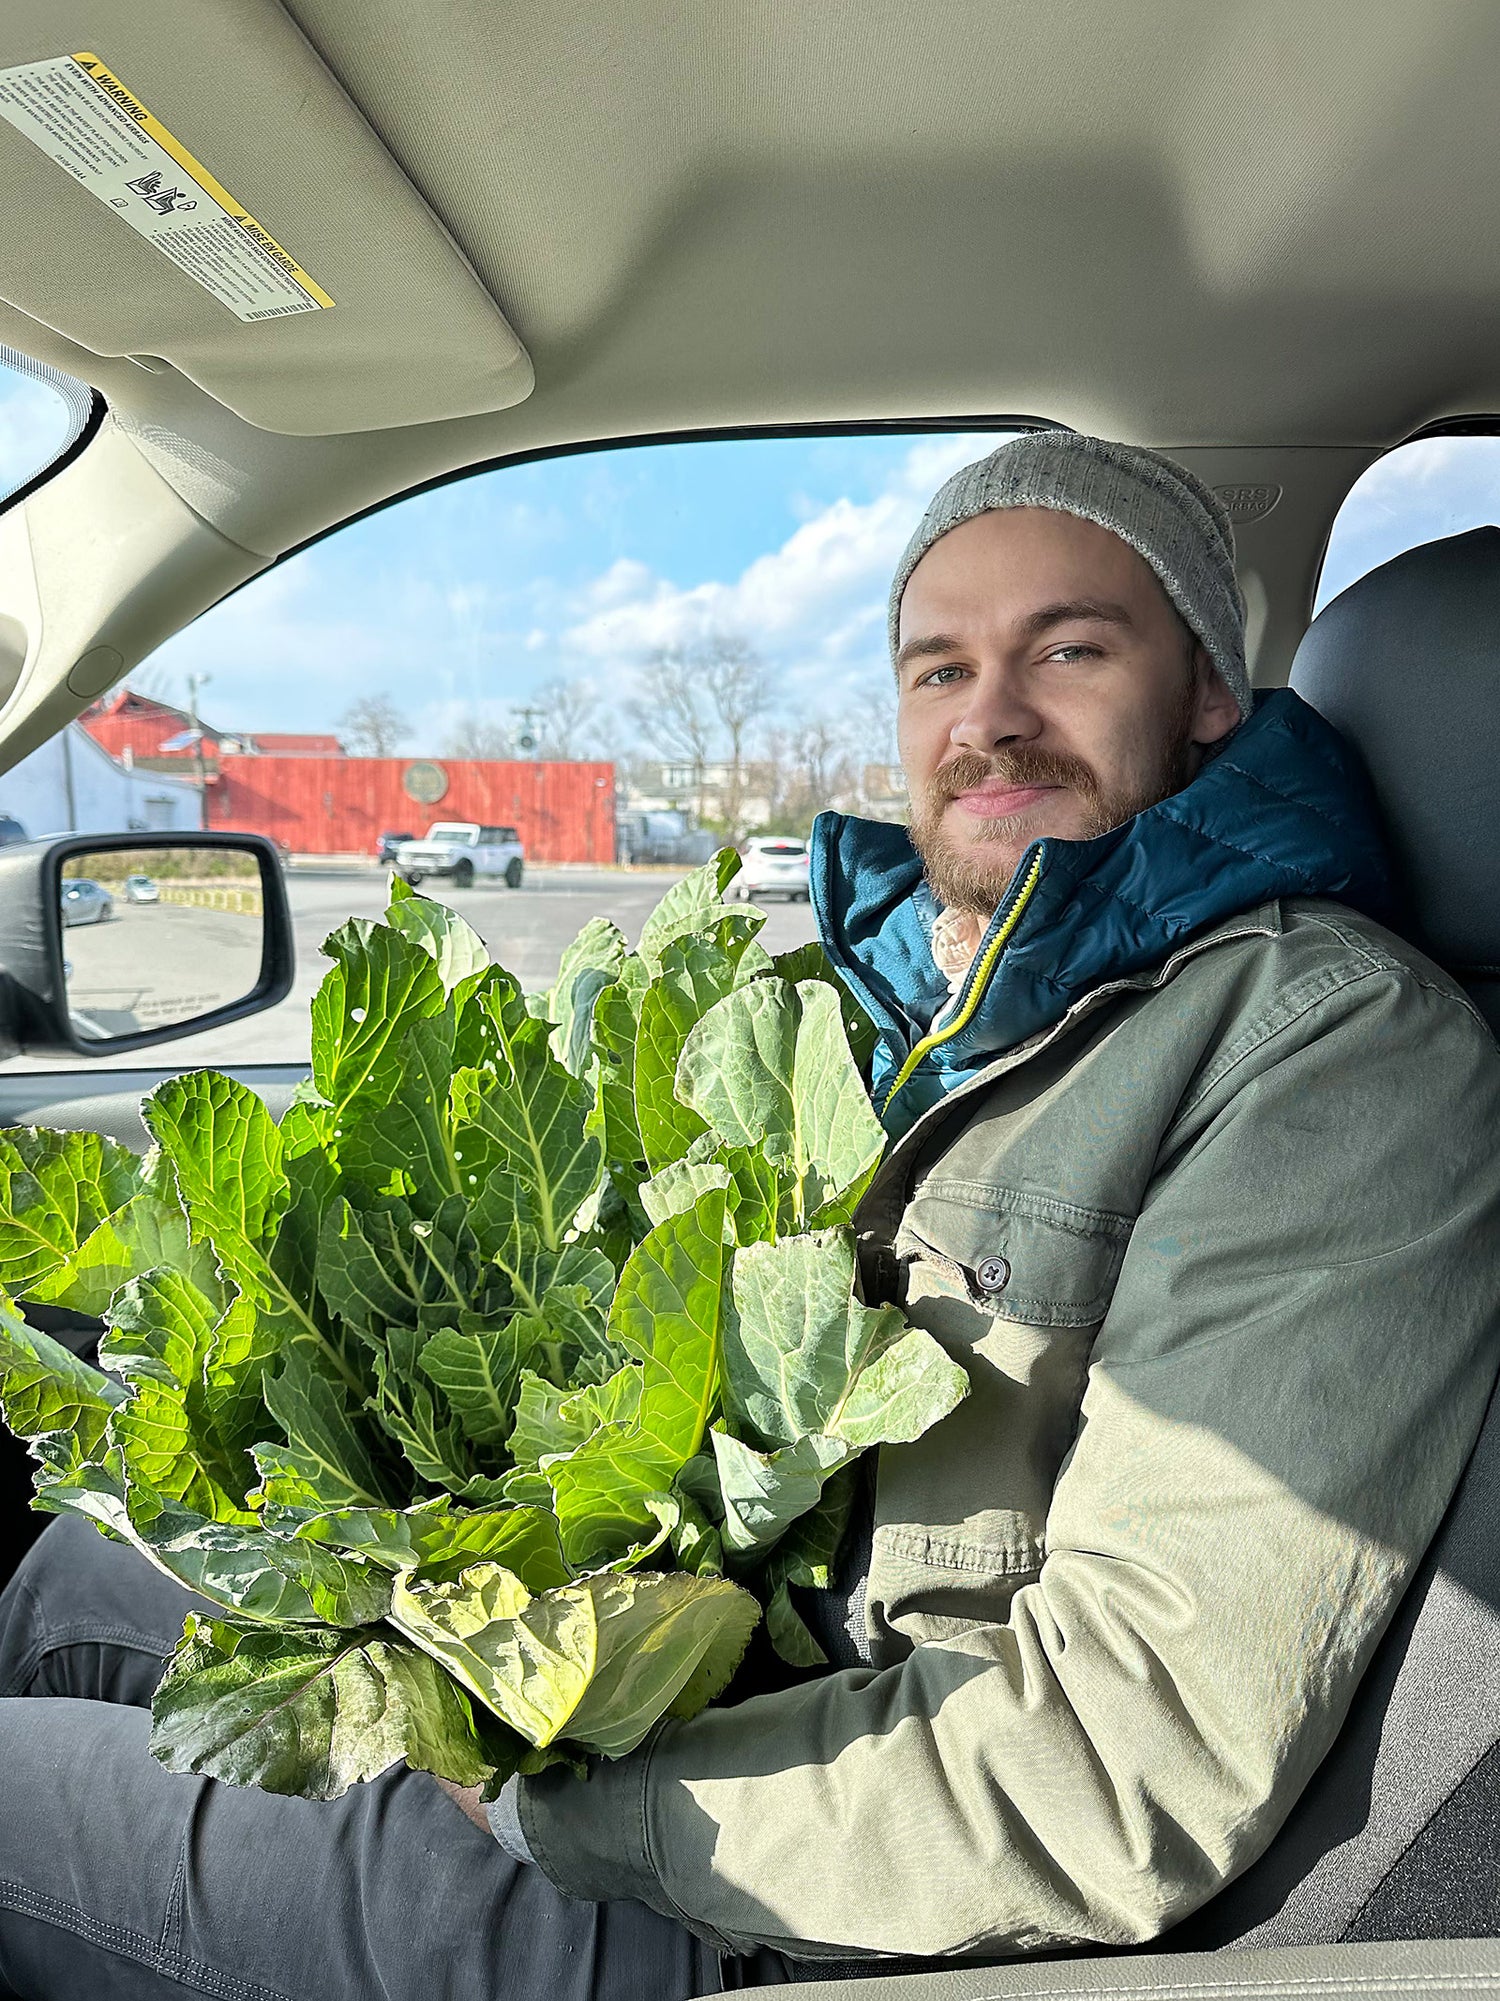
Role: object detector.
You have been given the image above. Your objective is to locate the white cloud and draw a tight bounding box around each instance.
[559,432,999,708]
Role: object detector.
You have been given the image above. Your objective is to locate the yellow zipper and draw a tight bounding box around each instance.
[881,851,1044,1119]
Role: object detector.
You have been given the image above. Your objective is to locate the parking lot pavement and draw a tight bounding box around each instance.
[6,864,822,1072]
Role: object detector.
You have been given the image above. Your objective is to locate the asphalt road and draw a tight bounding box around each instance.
[64,900,264,1044]
[13,864,821,1072]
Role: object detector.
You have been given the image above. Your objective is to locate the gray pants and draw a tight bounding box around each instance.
[0,1514,793,2000]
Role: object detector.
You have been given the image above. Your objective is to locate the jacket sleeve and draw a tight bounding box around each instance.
[518,961,1500,1961]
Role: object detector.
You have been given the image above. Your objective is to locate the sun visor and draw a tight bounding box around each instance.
[0,6,532,435]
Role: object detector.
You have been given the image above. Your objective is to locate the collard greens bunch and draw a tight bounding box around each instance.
[0,854,967,1799]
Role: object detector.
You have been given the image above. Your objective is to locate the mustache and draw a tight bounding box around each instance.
[923,745,1098,809]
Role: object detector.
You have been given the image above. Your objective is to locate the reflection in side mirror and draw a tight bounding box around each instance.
[59,847,270,1044]
[0,830,292,1059]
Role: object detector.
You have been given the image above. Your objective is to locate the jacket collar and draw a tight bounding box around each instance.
[811,689,1397,1139]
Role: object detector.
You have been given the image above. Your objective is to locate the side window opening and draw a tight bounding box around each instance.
[1316,435,1500,615]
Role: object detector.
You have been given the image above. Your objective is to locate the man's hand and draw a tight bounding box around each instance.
[431,1774,490,1831]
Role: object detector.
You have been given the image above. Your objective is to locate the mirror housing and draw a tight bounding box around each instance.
[0,832,293,1058]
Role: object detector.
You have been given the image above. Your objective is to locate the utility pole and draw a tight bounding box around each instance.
[186,672,211,829]
[511,703,544,759]
[60,723,78,832]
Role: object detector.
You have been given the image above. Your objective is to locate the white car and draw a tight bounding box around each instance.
[734,837,811,902]
[394,821,524,889]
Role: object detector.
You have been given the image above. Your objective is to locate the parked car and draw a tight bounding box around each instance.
[122,874,158,903]
[375,830,415,864]
[59,879,113,927]
[735,836,811,902]
[394,822,524,889]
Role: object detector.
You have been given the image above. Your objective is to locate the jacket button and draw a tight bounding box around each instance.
[974,1255,1011,1293]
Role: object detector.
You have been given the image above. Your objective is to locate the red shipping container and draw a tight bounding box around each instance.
[207,756,616,865]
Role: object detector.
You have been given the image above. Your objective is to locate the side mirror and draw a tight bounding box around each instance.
[0,833,293,1058]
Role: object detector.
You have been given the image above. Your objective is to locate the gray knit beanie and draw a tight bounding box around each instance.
[888,433,1251,720]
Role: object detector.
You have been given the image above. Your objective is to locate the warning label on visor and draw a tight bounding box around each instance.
[0,52,334,320]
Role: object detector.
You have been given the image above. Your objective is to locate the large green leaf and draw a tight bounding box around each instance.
[419,1316,535,1447]
[310,918,446,1128]
[550,917,628,1074]
[563,1570,759,1753]
[676,979,885,1227]
[144,1072,289,1277]
[258,1347,399,1513]
[543,1188,728,1571]
[389,1562,758,1754]
[635,850,745,972]
[607,1190,726,1461]
[724,1230,969,1453]
[151,1612,510,1798]
[102,1269,260,1524]
[591,957,649,1184]
[506,1370,597,1471]
[125,1491,393,1626]
[0,1128,138,1298]
[0,1294,125,1449]
[338,1011,465,1215]
[709,1425,851,1558]
[31,1157,217,1317]
[635,929,752,1173]
[0,1299,128,1527]
[544,1401,686,1568]
[451,980,601,1251]
[639,1156,733,1232]
[385,882,492,995]
[141,1074,362,1394]
[291,1498,570,1591]
[760,1460,861,1665]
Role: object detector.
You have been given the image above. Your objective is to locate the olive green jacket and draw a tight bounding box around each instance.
[520,899,1500,1962]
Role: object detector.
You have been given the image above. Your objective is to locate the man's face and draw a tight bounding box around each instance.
[896,507,1243,916]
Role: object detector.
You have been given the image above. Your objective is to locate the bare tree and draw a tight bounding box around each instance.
[629,646,717,822]
[740,707,871,835]
[339,692,409,757]
[703,633,771,843]
[759,723,797,828]
[441,707,512,760]
[534,676,603,760]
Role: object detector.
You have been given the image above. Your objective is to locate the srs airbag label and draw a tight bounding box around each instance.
[0,52,334,321]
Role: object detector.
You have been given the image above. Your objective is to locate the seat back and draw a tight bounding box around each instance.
[1282,526,1500,1033]
[1171,528,1500,1947]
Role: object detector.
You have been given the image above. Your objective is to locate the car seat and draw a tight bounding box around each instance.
[1166,525,1500,1948]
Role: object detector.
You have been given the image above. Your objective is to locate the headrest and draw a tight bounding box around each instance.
[1289,527,1500,1028]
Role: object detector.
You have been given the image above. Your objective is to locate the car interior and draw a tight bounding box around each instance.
[0,3,1497,1996]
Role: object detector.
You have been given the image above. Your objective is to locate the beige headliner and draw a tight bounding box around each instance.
[0,0,1495,766]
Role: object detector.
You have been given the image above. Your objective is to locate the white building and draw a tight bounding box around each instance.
[0,721,202,839]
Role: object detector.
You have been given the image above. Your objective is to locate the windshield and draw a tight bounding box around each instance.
[3,426,1018,1070]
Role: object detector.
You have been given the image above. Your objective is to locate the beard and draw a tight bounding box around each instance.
[908,672,1203,918]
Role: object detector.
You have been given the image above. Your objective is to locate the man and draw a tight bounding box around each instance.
[0,434,1496,1998]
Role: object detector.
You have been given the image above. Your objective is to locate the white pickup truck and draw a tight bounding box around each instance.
[393,821,525,889]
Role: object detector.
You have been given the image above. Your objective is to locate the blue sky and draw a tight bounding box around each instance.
[3,363,1497,754]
